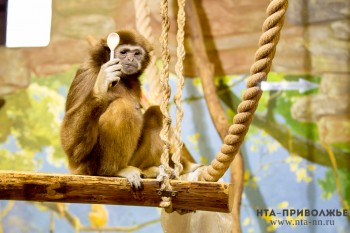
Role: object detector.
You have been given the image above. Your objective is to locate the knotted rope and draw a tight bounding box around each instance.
[202,0,288,182]
[157,0,187,211]
[172,0,186,179]
[158,0,174,211]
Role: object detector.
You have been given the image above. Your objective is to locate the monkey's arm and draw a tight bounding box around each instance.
[61,60,122,164]
[61,92,108,164]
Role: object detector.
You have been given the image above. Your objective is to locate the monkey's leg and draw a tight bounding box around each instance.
[129,106,163,172]
[98,98,144,188]
[180,157,204,175]
[140,166,160,178]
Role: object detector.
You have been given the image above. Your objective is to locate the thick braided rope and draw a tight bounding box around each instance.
[133,0,162,104]
[158,0,173,209]
[172,0,186,178]
[202,0,289,182]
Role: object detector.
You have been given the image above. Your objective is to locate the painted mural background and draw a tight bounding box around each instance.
[1,0,349,233]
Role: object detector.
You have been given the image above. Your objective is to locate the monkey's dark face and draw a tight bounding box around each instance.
[115,44,146,75]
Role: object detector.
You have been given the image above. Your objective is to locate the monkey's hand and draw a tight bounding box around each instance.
[93,59,122,95]
[116,166,143,191]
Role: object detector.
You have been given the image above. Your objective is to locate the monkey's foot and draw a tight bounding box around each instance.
[123,169,144,200]
[116,166,144,199]
[127,175,143,200]
[125,171,143,191]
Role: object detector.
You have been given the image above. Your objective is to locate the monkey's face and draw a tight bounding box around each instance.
[115,44,146,75]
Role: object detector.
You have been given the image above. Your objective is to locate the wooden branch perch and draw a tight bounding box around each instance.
[0,171,233,213]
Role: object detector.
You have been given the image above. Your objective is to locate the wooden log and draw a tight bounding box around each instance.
[0,171,233,213]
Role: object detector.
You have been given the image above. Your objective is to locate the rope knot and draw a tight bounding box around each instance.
[157,165,175,213]
[157,165,174,182]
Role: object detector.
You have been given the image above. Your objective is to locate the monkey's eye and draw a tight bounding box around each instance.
[120,50,128,55]
[134,51,141,56]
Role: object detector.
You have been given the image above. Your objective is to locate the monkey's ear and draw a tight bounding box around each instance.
[89,38,110,67]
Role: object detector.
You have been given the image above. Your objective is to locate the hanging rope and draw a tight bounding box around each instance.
[133,0,162,105]
[172,0,186,179]
[158,0,173,211]
[202,0,289,182]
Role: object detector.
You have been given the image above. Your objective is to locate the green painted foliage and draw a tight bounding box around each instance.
[0,67,77,170]
[318,169,350,205]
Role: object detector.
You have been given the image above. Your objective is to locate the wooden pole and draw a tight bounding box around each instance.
[0,171,233,213]
[185,0,230,140]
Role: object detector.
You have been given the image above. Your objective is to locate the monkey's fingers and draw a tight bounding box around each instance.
[107,71,122,79]
[105,64,122,73]
[106,76,121,88]
[127,173,144,190]
[105,58,120,66]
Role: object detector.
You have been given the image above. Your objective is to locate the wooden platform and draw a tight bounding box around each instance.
[0,171,233,213]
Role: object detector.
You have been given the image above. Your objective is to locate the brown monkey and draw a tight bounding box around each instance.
[61,29,200,190]
[61,29,153,189]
